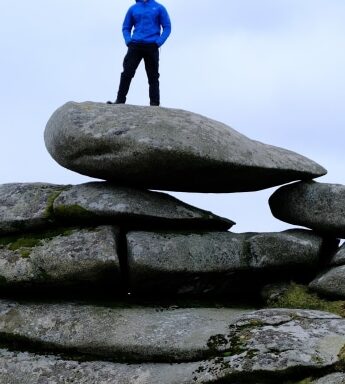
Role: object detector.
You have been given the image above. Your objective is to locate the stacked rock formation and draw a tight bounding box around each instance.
[0,102,345,383]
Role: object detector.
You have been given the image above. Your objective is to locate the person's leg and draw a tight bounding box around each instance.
[115,45,142,103]
[143,44,160,106]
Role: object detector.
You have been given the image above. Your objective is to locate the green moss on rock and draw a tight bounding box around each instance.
[0,228,75,258]
[207,334,228,351]
[267,282,345,317]
[44,189,65,218]
[53,204,91,219]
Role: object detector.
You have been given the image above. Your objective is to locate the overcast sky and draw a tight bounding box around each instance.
[0,1,344,233]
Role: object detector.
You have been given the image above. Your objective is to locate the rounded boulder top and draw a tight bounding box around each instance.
[44,102,327,193]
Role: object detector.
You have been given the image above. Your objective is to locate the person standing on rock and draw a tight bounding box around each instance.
[107,0,171,106]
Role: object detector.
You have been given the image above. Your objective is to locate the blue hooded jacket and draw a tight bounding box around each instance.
[122,0,171,47]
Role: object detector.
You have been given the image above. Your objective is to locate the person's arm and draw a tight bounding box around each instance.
[156,6,171,47]
[122,8,134,46]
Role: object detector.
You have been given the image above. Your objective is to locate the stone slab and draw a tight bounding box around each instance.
[0,300,248,362]
[44,102,326,192]
[53,182,233,230]
[1,308,345,383]
[127,229,333,295]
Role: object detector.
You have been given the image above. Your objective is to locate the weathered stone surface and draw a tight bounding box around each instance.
[1,308,345,383]
[269,181,345,237]
[44,102,326,192]
[53,181,233,230]
[0,226,120,286]
[0,349,201,384]
[313,373,345,383]
[310,265,345,299]
[0,183,68,235]
[127,229,333,295]
[0,300,248,362]
[193,308,345,380]
[247,229,335,268]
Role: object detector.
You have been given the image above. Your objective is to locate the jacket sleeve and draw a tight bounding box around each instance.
[156,6,171,47]
[122,8,134,46]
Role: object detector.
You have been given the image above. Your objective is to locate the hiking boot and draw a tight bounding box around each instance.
[150,101,160,106]
[106,100,125,105]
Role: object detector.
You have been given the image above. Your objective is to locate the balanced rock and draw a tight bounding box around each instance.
[44,102,326,192]
[53,181,233,230]
[127,229,335,295]
[269,181,345,237]
[0,183,68,235]
[0,226,120,287]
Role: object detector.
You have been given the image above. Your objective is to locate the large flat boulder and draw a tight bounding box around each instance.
[53,182,233,230]
[126,229,335,295]
[0,308,345,383]
[44,102,326,192]
[0,226,120,287]
[269,181,345,237]
[0,183,68,235]
[0,182,233,233]
[0,300,248,362]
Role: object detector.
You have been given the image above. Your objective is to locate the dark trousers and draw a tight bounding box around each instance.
[117,43,160,105]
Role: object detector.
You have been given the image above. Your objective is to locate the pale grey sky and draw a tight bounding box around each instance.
[0,1,344,232]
